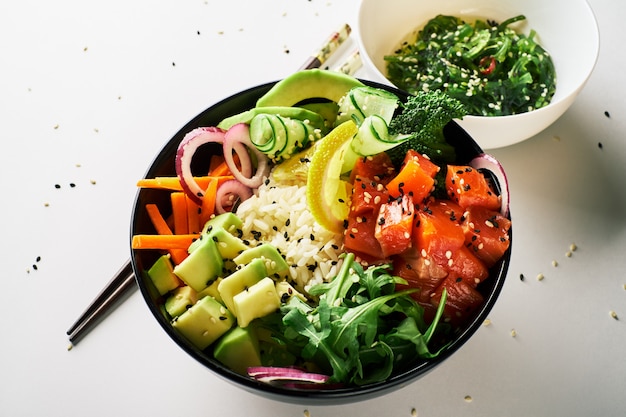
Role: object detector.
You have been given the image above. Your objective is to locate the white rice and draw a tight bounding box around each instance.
[235,174,344,294]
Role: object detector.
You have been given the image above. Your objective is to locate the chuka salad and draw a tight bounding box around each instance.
[385,14,556,116]
[132,70,512,388]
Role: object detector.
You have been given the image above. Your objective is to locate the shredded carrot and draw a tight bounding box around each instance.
[199,177,219,226]
[145,204,188,264]
[170,192,188,235]
[136,175,234,191]
[132,234,200,250]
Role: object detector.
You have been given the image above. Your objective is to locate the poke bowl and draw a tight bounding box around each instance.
[356,0,600,149]
[130,70,512,404]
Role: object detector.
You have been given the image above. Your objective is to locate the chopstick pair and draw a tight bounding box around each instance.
[299,23,362,75]
[66,259,136,348]
[66,23,359,348]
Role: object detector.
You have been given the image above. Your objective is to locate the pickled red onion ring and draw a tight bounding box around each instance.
[469,153,510,217]
[214,179,253,214]
[223,123,271,188]
[175,127,225,205]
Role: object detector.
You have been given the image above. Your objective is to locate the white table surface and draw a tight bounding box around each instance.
[2,0,625,416]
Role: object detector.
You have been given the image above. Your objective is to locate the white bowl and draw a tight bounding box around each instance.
[356,0,600,149]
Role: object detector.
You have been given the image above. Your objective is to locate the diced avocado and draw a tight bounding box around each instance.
[213,326,262,375]
[189,212,244,253]
[275,281,307,304]
[202,212,243,235]
[232,277,280,327]
[233,244,289,276]
[196,277,223,303]
[164,286,198,318]
[209,227,249,260]
[217,258,267,314]
[217,106,326,132]
[173,236,223,292]
[147,255,180,296]
[256,69,365,108]
[172,296,234,350]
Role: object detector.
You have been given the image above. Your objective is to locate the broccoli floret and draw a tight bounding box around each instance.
[387,90,467,166]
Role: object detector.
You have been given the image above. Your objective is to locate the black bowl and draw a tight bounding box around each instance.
[130,80,512,405]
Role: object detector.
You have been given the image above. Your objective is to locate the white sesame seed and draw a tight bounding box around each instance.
[537,273,544,281]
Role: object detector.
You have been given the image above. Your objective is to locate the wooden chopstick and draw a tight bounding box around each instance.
[299,23,352,70]
[66,259,136,347]
[66,25,354,348]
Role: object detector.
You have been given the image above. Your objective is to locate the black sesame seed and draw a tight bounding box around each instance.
[54,184,61,189]
[598,142,603,149]
[520,273,525,281]
[604,110,610,118]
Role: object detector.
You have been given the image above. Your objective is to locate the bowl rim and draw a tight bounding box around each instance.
[130,79,512,405]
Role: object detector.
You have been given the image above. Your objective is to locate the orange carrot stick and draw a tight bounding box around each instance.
[170,192,188,235]
[199,177,219,226]
[137,175,234,191]
[145,204,188,264]
[186,195,201,235]
[132,234,200,250]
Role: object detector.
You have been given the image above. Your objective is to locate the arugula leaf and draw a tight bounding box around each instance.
[277,255,451,384]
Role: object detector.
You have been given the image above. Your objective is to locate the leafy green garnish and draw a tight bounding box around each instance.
[275,253,449,385]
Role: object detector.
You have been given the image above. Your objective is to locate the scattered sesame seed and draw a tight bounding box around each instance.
[565,251,572,258]
[570,243,577,252]
[67,343,74,351]
[483,318,491,326]
[536,273,544,281]
[519,273,525,281]
[604,110,610,118]
[464,395,473,403]
[610,310,618,320]
[510,329,517,337]
[552,260,558,267]
[411,407,418,417]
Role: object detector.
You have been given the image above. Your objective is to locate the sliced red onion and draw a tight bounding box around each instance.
[215,179,253,214]
[223,123,271,189]
[469,153,510,217]
[247,366,330,384]
[175,127,226,205]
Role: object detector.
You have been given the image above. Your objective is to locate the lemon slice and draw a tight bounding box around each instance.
[271,141,320,185]
[306,121,358,234]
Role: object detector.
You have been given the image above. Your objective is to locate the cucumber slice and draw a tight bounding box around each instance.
[250,114,322,163]
[336,86,400,126]
[217,106,325,131]
[350,115,410,156]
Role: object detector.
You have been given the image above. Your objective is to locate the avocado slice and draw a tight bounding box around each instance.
[172,296,234,350]
[164,285,198,318]
[233,244,289,276]
[173,236,223,292]
[208,227,249,260]
[213,326,262,375]
[256,69,365,108]
[217,258,267,314]
[232,277,281,328]
[146,255,180,296]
